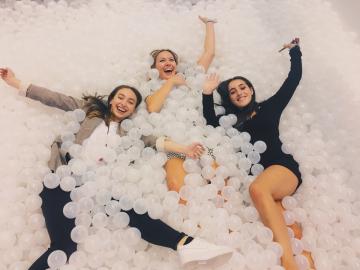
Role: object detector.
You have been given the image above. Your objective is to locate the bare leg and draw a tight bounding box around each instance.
[165,157,187,204]
[276,202,316,269]
[249,165,299,270]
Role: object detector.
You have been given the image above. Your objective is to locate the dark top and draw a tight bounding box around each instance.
[202,46,303,184]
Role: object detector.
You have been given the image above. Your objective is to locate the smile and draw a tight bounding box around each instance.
[116,105,127,113]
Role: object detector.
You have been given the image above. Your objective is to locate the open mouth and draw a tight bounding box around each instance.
[237,96,246,102]
[116,105,127,113]
[163,67,174,75]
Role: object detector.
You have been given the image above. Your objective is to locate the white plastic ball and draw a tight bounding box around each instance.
[47,250,67,269]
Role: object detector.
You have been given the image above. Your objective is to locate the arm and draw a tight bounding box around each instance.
[0,68,84,111]
[265,43,302,113]
[202,73,220,127]
[143,135,205,159]
[145,74,186,113]
[159,137,205,159]
[197,16,216,72]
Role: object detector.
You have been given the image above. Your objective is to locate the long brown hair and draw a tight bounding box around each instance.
[150,49,179,68]
[82,85,142,125]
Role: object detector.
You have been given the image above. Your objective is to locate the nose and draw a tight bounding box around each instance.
[119,100,128,108]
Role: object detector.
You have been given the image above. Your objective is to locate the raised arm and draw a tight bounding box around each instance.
[0,68,84,111]
[197,16,216,72]
[202,73,221,127]
[265,40,302,113]
[145,74,185,113]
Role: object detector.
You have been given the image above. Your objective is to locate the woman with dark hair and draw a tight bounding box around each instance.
[0,68,233,270]
[201,39,307,270]
[146,16,216,194]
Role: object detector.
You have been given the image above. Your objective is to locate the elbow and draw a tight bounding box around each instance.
[146,102,160,113]
[145,96,162,113]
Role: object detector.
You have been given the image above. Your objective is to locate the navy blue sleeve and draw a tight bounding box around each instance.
[202,93,220,127]
[263,46,302,115]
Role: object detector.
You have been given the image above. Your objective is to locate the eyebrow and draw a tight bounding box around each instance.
[159,56,174,60]
[230,83,245,89]
[118,93,135,101]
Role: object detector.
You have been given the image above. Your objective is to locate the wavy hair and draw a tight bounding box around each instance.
[150,49,179,69]
[82,85,142,125]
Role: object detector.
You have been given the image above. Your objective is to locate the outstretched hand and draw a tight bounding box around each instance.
[184,142,205,159]
[199,15,217,24]
[0,67,21,89]
[279,38,300,52]
[202,73,220,95]
[283,37,300,49]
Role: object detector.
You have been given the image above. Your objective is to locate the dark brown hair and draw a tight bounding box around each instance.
[217,76,258,129]
[83,85,142,124]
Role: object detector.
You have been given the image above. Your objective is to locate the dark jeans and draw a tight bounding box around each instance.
[29,186,185,270]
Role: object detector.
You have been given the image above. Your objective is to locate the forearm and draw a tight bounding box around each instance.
[146,80,174,113]
[26,84,84,111]
[197,22,215,72]
[202,93,220,127]
[289,46,302,83]
[156,136,186,154]
[164,139,187,154]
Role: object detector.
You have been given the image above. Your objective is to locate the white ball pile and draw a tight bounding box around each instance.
[1,0,360,270]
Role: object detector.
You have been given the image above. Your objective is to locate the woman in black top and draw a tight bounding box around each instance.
[202,39,303,270]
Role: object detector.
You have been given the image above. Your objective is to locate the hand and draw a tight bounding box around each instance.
[169,73,186,87]
[184,143,205,159]
[202,73,220,95]
[279,38,300,52]
[0,67,21,89]
[199,15,217,24]
[283,37,300,49]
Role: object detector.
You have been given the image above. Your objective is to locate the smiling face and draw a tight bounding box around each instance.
[228,79,254,108]
[109,88,137,122]
[154,50,177,80]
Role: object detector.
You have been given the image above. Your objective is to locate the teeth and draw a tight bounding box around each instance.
[116,105,126,112]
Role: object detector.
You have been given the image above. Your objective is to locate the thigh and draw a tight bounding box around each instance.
[164,157,186,192]
[40,186,75,244]
[252,165,299,200]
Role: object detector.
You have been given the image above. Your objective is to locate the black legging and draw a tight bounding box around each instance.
[29,186,185,270]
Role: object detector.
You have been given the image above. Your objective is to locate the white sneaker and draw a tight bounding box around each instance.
[177,238,234,269]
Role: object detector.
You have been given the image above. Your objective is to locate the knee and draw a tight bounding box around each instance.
[249,182,269,204]
[167,179,183,193]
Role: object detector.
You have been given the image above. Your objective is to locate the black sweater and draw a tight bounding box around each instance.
[202,46,302,175]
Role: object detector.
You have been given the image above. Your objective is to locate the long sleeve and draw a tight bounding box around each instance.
[264,46,302,114]
[26,84,85,111]
[202,93,220,127]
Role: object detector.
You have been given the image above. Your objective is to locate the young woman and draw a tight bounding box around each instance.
[0,68,233,270]
[146,16,216,193]
[201,40,306,270]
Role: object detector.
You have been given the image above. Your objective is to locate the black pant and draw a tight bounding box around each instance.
[29,186,185,270]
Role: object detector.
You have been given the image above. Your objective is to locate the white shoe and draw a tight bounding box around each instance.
[177,238,234,269]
